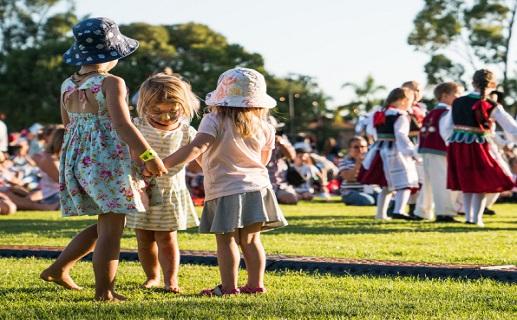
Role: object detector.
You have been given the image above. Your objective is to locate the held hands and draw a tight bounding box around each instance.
[144,157,168,177]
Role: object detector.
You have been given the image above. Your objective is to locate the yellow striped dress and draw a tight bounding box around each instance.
[126,118,199,231]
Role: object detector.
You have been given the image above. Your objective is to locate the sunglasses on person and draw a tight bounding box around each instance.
[352,145,368,150]
[147,107,182,122]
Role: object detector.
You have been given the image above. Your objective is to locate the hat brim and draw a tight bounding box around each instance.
[205,92,277,109]
[63,35,139,66]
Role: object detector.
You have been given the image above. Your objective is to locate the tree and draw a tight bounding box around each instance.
[338,74,386,120]
[0,0,77,129]
[0,0,75,52]
[1,16,332,131]
[408,0,517,111]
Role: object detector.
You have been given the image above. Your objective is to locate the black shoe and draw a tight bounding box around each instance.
[408,204,416,216]
[465,221,475,225]
[435,216,458,223]
[484,208,496,215]
[408,212,424,221]
[457,211,466,216]
[392,213,413,220]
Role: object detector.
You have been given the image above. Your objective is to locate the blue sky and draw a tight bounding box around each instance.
[71,0,429,106]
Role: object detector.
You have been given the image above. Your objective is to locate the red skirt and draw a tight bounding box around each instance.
[447,142,514,193]
[357,151,387,187]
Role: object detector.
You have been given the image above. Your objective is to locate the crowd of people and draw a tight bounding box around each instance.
[0,120,64,215]
[0,17,516,301]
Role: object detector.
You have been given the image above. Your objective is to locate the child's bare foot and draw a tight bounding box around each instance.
[40,268,82,290]
[95,290,127,302]
[164,278,179,293]
[142,278,161,289]
[164,284,181,293]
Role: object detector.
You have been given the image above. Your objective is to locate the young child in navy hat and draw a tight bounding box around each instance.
[40,17,168,301]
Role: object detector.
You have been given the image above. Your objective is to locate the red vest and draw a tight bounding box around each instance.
[418,105,448,155]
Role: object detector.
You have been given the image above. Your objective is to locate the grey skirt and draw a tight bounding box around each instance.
[200,187,288,234]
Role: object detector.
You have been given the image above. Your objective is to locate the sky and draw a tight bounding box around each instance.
[69,0,430,107]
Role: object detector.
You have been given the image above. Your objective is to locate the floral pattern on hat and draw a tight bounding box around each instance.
[205,67,276,109]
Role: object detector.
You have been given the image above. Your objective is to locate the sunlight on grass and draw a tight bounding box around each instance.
[0,203,516,265]
[0,258,515,319]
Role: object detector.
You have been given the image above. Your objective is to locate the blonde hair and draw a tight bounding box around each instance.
[402,80,421,91]
[137,73,199,121]
[384,87,412,107]
[210,106,270,138]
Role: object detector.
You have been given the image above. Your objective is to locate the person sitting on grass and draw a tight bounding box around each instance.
[2,127,64,211]
[267,116,299,205]
[339,136,379,206]
[293,143,321,201]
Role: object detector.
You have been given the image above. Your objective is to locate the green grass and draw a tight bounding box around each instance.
[0,258,515,319]
[0,202,516,265]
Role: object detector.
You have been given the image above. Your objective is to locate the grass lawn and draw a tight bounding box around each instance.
[0,258,515,319]
[0,202,516,265]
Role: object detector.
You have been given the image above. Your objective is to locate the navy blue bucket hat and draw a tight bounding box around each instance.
[64,17,139,66]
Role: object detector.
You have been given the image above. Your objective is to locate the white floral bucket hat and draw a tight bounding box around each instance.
[205,67,277,109]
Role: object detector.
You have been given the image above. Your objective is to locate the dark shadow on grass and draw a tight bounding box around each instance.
[266,216,517,235]
[0,286,63,295]
[0,217,515,239]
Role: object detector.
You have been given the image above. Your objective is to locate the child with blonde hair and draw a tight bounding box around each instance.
[161,67,288,296]
[126,73,200,293]
[40,17,167,301]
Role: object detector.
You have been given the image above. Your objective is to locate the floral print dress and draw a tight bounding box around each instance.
[59,74,146,216]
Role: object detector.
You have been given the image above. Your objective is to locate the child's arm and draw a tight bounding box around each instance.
[261,149,273,165]
[491,104,517,141]
[163,133,214,169]
[104,76,167,176]
[438,111,453,144]
[394,115,418,158]
[60,94,70,127]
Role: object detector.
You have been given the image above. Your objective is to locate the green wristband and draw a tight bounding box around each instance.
[139,149,157,162]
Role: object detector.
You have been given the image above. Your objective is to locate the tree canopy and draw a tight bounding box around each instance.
[0,1,330,133]
[408,0,517,111]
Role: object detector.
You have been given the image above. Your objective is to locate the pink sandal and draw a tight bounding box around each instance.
[200,284,240,297]
[239,285,266,294]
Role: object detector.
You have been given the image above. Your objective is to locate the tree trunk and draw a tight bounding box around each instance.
[503,0,517,93]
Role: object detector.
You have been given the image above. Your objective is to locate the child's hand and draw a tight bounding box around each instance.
[144,157,168,177]
[142,167,153,177]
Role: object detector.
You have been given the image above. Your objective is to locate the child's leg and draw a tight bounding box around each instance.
[40,223,97,290]
[463,193,474,223]
[394,189,411,214]
[155,230,180,292]
[215,232,240,291]
[472,193,487,227]
[238,223,265,289]
[376,187,392,219]
[93,213,126,301]
[135,229,160,288]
